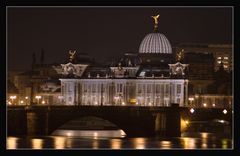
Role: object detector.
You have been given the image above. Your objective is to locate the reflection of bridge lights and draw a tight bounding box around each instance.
[223,109,228,114]
[160,141,171,149]
[31,139,43,149]
[190,108,194,114]
[7,137,18,149]
[111,139,122,149]
[54,137,66,149]
[133,138,146,149]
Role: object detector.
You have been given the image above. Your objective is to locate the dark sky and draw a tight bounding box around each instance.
[7,7,232,71]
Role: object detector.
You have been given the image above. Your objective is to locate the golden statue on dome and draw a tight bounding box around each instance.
[151,14,160,31]
[69,50,76,62]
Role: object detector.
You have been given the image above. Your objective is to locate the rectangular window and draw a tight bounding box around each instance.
[177,98,180,104]
[165,84,169,94]
[147,84,151,93]
[156,84,160,93]
[138,84,142,93]
[177,84,181,94]
[92,84,96,93]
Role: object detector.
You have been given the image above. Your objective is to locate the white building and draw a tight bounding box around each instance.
[54,15,189,107]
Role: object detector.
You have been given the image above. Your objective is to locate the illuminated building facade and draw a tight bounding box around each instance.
[53,15,189,107]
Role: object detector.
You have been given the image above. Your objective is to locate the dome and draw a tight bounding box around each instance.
[139,33,172,54]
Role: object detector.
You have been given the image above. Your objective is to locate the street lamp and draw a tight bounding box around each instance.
[9,95,17,105]
[25,96,29,106]
[190,108,195,114]
[35,96,42,105]
[188,97,194,106]
[203,103,207,108]
[223,109,228,115]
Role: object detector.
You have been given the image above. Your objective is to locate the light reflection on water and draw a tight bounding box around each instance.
[7,133,232,149]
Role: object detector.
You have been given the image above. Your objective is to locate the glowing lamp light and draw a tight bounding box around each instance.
[188,97,194,101]
[10,95,17,100]
[25,96,29,100]
[190,108,195,114]
[8,101,12,105]
[42,101,46,104]
[203,103,207,107]
[20,100,24,104]
[223,109,228,114]
[212,104,216,107]
[35,96,42,99]
[122,102,125,105]
[185,120,189,125]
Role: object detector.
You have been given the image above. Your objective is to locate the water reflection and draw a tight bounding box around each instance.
[53,137,66,149]
[31,139,43,149]
[160,141,172,149]
[7,133,232,149]
[111,139,122,149]
[132,138,146,149]
[181,137,196,149]
[92,140,99,149]
[7,137,18,149]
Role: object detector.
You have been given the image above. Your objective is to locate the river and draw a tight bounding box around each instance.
[7,132,232,149]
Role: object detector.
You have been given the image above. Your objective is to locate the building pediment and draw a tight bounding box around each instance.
[169,62,188,76]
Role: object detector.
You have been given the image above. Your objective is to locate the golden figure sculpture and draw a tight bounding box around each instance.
[69,50,76,62]
[151,14,160,31]
[151,14,160,25]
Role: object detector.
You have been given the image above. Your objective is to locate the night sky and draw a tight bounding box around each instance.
[7,7,232,71]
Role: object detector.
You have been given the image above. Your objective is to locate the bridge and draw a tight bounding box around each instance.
[7,104,232,137]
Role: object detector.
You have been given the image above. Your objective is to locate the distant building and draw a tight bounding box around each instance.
[175,43,232,72]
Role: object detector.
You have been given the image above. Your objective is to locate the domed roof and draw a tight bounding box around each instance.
[139,33,172,54]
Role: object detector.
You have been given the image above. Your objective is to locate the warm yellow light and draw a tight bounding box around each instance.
[181,118,190,132]
[122,102,125,105]
[20,100,24,104]
[212,103,216,107]
[8,101,12,105]
[130,98,137,103]
[25,96,29,99]
[42,101,45,104]
[35,96,42,99]
[10,95,17,99]
[224,57,228,60]
[188,97,194,101]
[203,103,207,107]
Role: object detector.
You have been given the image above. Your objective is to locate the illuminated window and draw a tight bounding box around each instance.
[217,61,221,64]
[217,57,221,59]
[177,84,181,94]
[224,57,228,60]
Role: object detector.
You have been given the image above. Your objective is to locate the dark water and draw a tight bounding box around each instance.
[7,132,232,149]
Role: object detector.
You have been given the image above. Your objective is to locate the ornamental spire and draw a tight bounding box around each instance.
[151,14,160,32]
